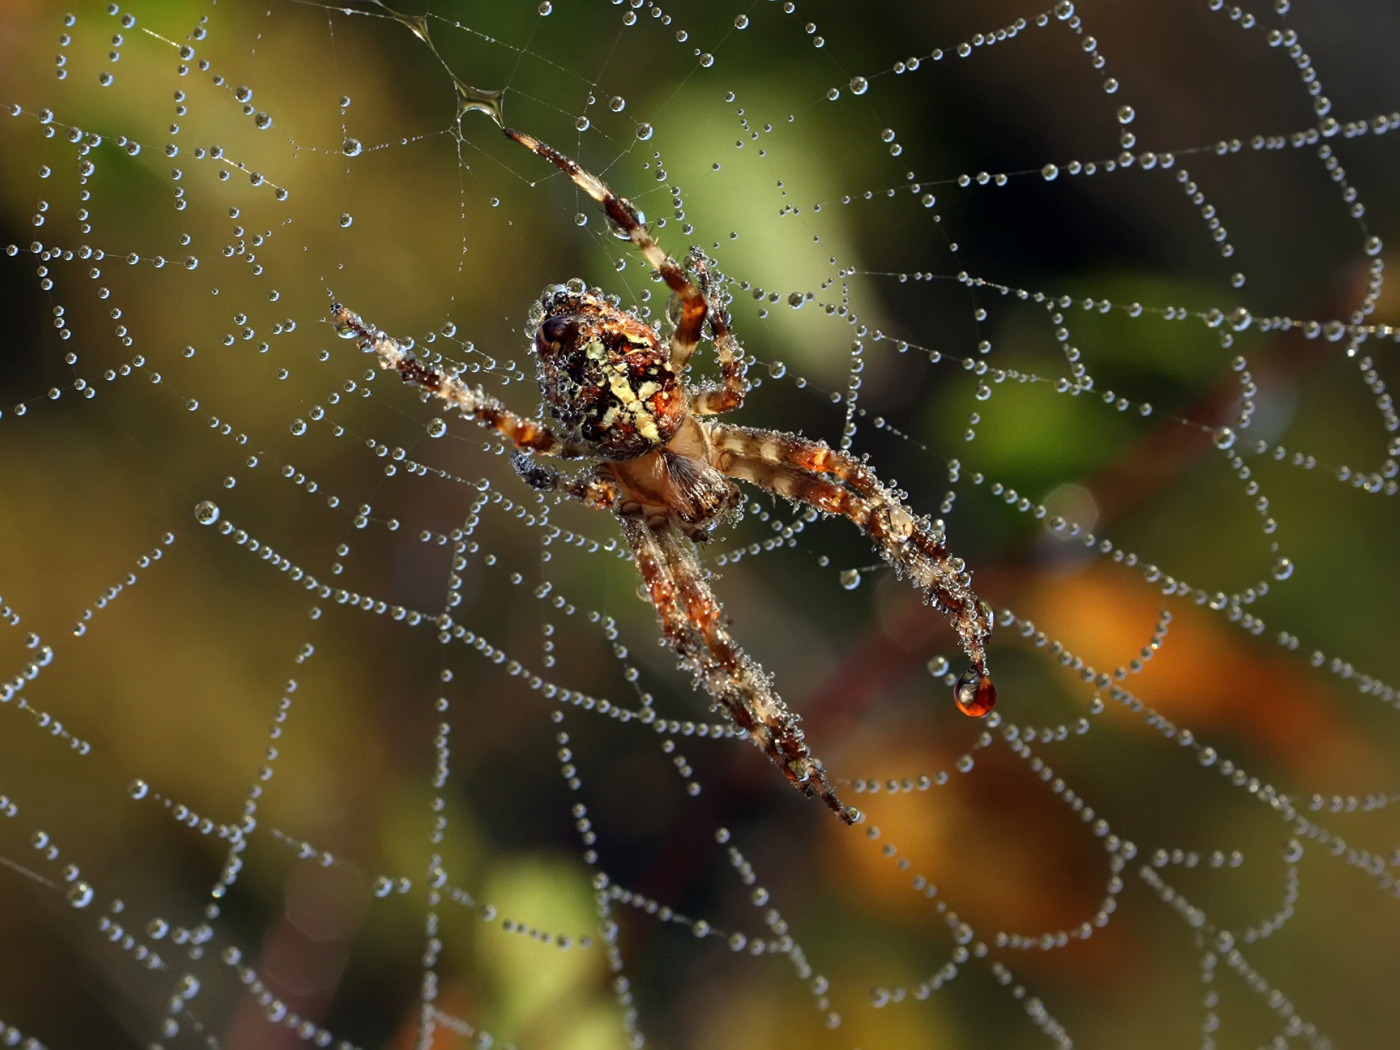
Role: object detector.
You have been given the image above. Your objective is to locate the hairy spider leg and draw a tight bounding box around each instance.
[503,128,708,376]
[684,248,747,418]
[712,424,997,718]
[618,513,858,823]
[510,452,620,511]
[331,301,590,460]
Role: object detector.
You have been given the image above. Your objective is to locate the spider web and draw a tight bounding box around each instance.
[1,1,1398,1047]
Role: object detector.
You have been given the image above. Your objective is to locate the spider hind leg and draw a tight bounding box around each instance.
[619,512,858,824]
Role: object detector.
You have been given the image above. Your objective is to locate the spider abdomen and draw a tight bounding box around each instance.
[532,285,686,459]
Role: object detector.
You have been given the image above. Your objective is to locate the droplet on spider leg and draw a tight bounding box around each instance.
[954,669,996,717]
[606,202,644,240]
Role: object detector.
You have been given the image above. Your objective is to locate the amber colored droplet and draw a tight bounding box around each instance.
[954,670,996,717]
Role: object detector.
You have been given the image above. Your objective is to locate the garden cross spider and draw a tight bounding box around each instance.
[331,126,995,824]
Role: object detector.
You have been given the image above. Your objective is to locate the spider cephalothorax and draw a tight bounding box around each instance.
[529,282,687,459]
[331,125,996,824]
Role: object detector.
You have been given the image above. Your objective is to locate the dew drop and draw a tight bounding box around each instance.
[128,778,150,799]
[538,0,552,13]
[734,14,749,28]
[635,122,654,141]
[954,670,996,717]
[1211,425,1236,450]
[849,76,868,95]
[426,417,447,438]
[1041,163,1059,181]
[193,500,220,525]
[341,137,362,157]
[1271,557,1294,580]
[339,213,353,228]
[609,95,626,113]
[927,656,950,678]
[839,568,861,590]
[67,881,95,908]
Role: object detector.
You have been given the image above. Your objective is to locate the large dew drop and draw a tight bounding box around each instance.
[954,670,996,717]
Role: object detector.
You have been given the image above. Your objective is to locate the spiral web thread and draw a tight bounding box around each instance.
[0,1,1398,1047]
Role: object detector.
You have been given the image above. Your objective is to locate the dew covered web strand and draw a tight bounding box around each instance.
[0,1,1399,1048]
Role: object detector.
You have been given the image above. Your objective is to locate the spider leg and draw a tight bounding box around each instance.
[331,302,589,459]
[618,511,857,824]
[711,424,997,717]
[503,127,708,376]
[511,452,620,512]
[685,248,747,418]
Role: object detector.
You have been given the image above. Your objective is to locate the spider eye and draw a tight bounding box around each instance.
[538,316,574,349]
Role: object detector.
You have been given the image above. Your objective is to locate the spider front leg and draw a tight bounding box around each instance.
[619,512,857,824]
[504,127,708,375]
[711,424,996,718]
[331,301,589,460]
[511,451,620,513]
[504,132,747,415]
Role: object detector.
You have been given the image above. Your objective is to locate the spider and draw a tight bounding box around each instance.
[331,126,995,824]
